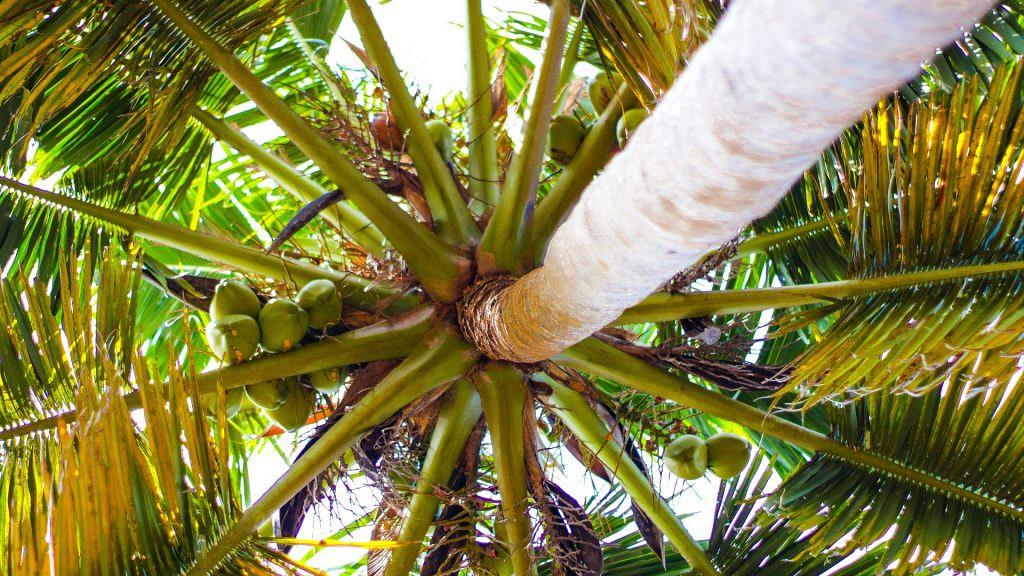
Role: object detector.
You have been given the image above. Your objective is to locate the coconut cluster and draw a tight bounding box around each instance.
[545,72,650,167]
[204,278,346,431]
[664,432,752,481]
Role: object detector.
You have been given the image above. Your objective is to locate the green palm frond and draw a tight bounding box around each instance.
[912,0,1024,96]
[709,456,951,576]
[0,0,301,206]
[778,58,1024,404]
[771,369,1024,574]
[0,247,298,573]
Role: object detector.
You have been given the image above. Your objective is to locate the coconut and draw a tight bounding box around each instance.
[264,383,314,432]
[224,387,244,418]
[258,298,310,352]
[588,72,616,114]
[205,315,260,364]
[202,386,245,418]
[705,432,751,479]
[664,434,708,480]
[309,367,346,394]
[616,108,649,147]
[425,119,455,162]
[547,114,587,166]
[296,279,343,330]
[210,279,261,320]
[245,378,293,410]
[371,111,405,152]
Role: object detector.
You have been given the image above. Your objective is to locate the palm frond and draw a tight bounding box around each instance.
[0,246,298,573]
[779,58,1024,403]
[771,369,1024,574]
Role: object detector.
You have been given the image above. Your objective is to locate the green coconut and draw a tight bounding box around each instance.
[258,298,310,352]
[616,108,649,147]
[547,114,587,166]
[705,432,751,479]
[588,72,616,114]
[205,314,260,364]
[308,367,347,395]
[210,279,261,320]
[245,378,293,410]
[425,119,455,162]
[264,383,314,432]
[664,434,708,480]
[296,279,343,330]
[202,386,245,418]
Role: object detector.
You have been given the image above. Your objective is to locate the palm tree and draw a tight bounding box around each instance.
[2,0,1024,574]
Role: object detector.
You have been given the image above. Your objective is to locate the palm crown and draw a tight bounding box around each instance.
[2,1,1024,575]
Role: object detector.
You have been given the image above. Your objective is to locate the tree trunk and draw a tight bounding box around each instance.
[462,0,995,362]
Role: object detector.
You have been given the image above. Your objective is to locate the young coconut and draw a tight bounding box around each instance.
[588,71,616,114]
[371,111,405,152]
[664,434,708,480]
[210,279,261,320]
[265,383,315,432]
[308,367,346,395]
[258,298,310,352]
[296,279,342,330]
[425,119,455,162]
[245,378,294,410]
[705,432,752,479]
[616,108,649,148]
[203,386,245,419]
[205,315,260,364]
[546,114,587,166]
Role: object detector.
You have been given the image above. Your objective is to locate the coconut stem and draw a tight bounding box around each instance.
[187,326,478,576]
[543,379,722,576]
[618,259,1024,324]
[191,107,388,258]
[0,306,436,442]
[383,379,482,576]
[347,0,480,245]
[0,176,413,310]
[473,362,536,576]
[477,0,571,275]
[465,0,501,216]
[557,337,1024,522]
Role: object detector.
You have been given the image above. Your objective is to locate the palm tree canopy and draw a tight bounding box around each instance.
[2,1,1024,575]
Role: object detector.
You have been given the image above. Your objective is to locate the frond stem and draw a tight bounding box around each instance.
[557,338,1024,522]
[619,259,1024,324]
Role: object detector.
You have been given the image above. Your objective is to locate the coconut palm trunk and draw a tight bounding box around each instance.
[461,0,996,362]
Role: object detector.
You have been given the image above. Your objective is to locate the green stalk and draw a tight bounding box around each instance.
[554,20,585,112]
[187,327,478,575]
[478,0,571,275]
[474,362,536,576]
[191,107,387,258]
[544,380,720,576]
[384,379,482,576]
[617,259,1024,324]
[733,214,843,260]
[0,176,415,311]
[557,338,1024,522]
[148,0,471,302]
[465,0,501,216]
[347,0,479,245]
[531,84,636,262]
[0,306,436,442]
